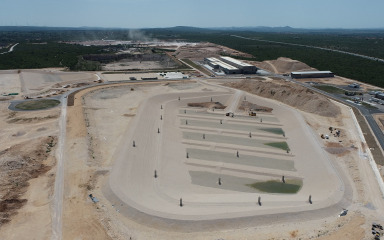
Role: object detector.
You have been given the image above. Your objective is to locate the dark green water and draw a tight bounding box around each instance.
[247,179,302,194]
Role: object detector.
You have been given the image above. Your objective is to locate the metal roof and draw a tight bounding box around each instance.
[220,56,254,67]
[208,57,239,70]
[291,71,333,75]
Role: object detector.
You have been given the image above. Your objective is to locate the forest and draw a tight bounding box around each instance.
[0,27,384,86]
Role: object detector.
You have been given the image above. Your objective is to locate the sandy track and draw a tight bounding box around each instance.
[104,85,348,227]
[51,95,67,240]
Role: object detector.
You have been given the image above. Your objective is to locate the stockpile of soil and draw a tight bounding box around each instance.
[175,42,253,60]
[0,136,56,226]
[239,101,273,112]
[188,102,226,109]
[255,57,316,74]
[6,114,58,124]
[324,142,350,155]
[226,80,340,117]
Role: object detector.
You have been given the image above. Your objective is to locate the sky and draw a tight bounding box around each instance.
[0,0,383,29]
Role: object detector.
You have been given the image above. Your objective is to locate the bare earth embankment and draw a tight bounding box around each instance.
[0,104,59,239]
[225,79,341,117]
[254,57,316,74]
[77,80,355,239]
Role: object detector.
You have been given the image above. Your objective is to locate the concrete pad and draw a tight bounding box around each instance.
[189,171,260,193]
[182,131,287,151]
[187,148,296,171]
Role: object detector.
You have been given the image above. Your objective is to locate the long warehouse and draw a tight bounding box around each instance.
[204,57,257,74]
[220,56,258,74]
[291,71,334,79]
[205,57,241,74]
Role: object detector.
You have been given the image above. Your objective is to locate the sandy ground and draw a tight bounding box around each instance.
[174,42,253,60]
[53,78,384,240]
[2,40,384,240]
[2,73,384,240]
[373,113,384,132]
[253,57,316,74]
[106,88,341,219]
[0,70,21,96]
[102,73,165,81]
[0,101,60,239]
[0,69,98,100]
[102,60,177,71]
[61,81,192,239]
[225,79,341,117]
[372,113,384,176]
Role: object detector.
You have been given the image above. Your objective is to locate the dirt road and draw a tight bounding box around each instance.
[51,95,67,240]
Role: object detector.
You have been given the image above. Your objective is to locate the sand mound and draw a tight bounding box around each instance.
[188,102,226,109]
[225,80,340,117]
[255,57,316,74]
[0,136,56,225]
[239,101,273,112]
[175,42,253,60]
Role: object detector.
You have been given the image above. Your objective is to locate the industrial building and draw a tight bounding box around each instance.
[204,57,241,74]
[204,57,257,74]
[291,71,334,79]
[220,56,258,74]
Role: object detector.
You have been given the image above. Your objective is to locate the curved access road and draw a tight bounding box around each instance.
[0,43,18,55]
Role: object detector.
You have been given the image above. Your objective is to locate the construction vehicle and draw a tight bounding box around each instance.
[249,111,256,116]
[225,112,234,117]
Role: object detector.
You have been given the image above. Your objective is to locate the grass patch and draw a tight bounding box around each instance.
[264,141,289,151]
[247,179,302,194]
[313,85,345,94]
[260,127,285,135]
[15,99,60,110]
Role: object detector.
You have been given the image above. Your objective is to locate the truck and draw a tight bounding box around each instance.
[225,112,234,117]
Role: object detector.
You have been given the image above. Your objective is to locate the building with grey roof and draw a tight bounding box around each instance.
[291,71,334,79]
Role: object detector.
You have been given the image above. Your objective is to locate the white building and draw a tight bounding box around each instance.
[204,57,257,74]
[205,57,241,74]
[220,56,257,74]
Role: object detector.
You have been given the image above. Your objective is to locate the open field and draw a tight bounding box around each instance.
[55,79,370,240]
[2,75,384,239]
[104,86,342,222]
[0,99,59,239]
[1,31,384,238]
[14,99,60,110]
[0,69,99,100]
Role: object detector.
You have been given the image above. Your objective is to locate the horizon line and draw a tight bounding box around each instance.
[1,25,384,30]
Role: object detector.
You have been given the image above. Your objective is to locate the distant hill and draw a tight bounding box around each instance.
[0,25,383,34]
[0,26,124,31]
[209,26,384,33]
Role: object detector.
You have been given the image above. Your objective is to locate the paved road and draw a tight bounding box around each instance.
[0,43,18,55]
[281,76,384,151]
[231,35,384,63]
